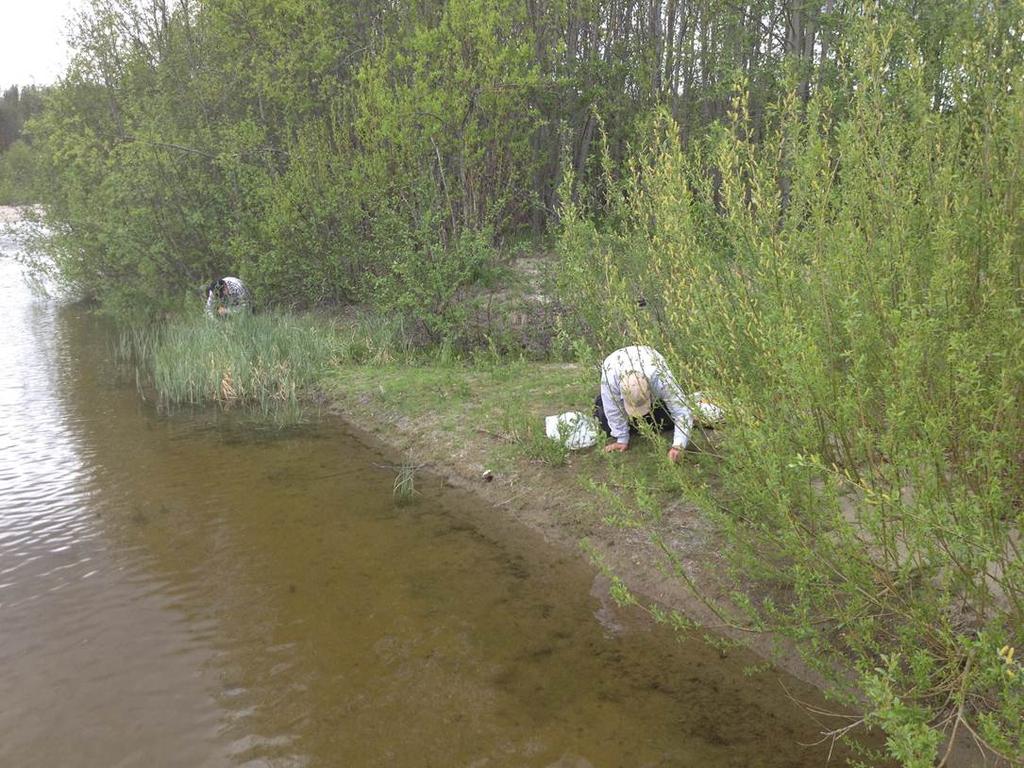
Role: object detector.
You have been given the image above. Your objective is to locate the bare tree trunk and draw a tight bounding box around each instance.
[651,0,664,95]
[574,112,596,190]
[785,0,818,103]
[663,0,678,95]
[817,0,834,91]
[801,2,817,102]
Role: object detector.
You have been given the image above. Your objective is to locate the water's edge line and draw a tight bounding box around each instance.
[321,389,835,691]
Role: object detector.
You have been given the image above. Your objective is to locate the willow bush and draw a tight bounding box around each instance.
[558,7,1023,765]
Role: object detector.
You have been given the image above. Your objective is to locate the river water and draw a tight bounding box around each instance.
[0,216,857,767]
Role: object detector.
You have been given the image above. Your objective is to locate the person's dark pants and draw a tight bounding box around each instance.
[593,393,675,441]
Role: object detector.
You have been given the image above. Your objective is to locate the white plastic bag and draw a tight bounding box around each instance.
[689,392,724,426]
[544,411,600,450]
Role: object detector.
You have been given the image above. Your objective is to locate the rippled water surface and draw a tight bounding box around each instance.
[0,219,855,767]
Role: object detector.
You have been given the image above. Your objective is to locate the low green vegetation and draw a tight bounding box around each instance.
[392,462,419,504]
[329,355,592,445]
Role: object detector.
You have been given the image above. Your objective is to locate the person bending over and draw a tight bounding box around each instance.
[205,276,250,318]
[594,345,692,463]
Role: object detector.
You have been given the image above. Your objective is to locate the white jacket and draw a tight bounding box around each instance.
[600,346,692,448]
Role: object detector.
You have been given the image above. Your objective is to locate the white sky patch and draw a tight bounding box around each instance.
[0,0,90,88]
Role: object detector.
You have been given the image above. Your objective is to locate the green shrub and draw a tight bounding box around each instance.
[370,220,494,344]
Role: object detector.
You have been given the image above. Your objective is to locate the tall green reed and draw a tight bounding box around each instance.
[146,313,338,416]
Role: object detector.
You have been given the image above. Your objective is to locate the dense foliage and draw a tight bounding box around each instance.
[25,0,1023,762]
[29,0,865,318]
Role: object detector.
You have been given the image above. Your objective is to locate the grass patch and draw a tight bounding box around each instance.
[329,358,594,448]
[123,310,422,418]
[117,309,424,412]
[130,313,338,416]
[496,402,570,466]
[327,312,415,366]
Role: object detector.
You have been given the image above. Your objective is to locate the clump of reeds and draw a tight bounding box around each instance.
[115,325,159,367]
[392,462,418,504]
[332,312,414,366]
[148,313,337,415]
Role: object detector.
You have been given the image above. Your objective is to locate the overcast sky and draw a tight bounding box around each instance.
[1,0,89,88]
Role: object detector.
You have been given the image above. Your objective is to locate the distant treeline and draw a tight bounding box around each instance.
[0,85,46,204]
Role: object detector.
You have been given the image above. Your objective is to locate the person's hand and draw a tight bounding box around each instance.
[603,441,629,453]
[217,305,228,316]
[668,446,683,463]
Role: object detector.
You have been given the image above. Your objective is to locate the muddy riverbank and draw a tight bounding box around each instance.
[324,366,831,685]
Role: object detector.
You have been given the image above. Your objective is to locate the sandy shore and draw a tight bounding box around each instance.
[0,204,41,224]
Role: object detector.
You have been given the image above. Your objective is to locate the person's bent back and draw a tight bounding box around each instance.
[595,345,693,462]
[205,276,251,317]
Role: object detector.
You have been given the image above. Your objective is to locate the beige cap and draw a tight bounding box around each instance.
[620,371,652,418]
